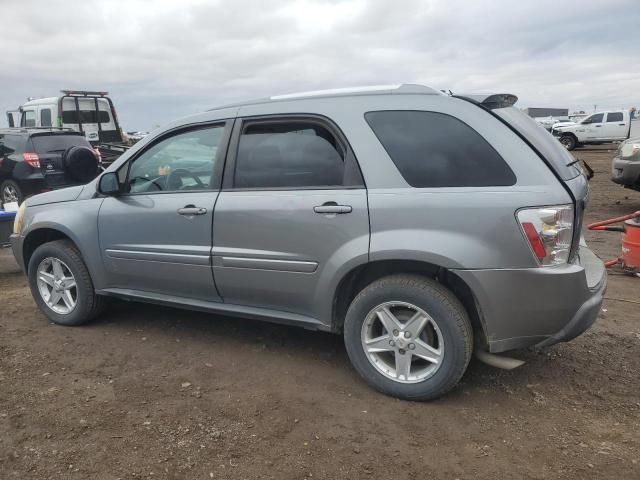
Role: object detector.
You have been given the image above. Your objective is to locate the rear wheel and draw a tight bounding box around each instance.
[559,135,577,150]
[28,240,104,326]
[1,179,23,205]
[343,274,473,401]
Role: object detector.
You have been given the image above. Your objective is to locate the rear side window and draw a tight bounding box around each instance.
[22,110,36,127]
[606,112,623,122]
[234,121,353,189]
[40,108,52,127]
[30,134,90,153]
[365,111,516,188]
[0,134,26,155]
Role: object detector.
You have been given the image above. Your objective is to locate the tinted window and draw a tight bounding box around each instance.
[607,112,623,122]
[62,110,110,124]
[234,121,347,189]
[30,134,90,153]
[493,106,580,180]
[40,108,52,127]
[0,134,25,155]
[127,126,224,193]
[365,111,516,188]
[583,113,604,124]
[22,110,36,127]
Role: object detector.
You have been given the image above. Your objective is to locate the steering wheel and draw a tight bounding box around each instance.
[128,176,164,192]
[166,168,204,191]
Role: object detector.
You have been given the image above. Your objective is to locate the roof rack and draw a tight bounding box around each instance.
[61,90,109,97]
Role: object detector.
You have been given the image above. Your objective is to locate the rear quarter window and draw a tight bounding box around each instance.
[365,110,516,188]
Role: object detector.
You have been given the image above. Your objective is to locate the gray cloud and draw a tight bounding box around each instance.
[1,0,638,130]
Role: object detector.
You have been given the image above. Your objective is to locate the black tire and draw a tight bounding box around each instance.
[559,134,577,151]
[27,240,105,326]
[343,274,473,401]
[1,179,23,205]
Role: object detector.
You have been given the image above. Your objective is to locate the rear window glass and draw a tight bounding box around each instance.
[607,112,623,122]
[62,110,110,124]
[493,106,580,180]
[365,110,516,188]
[30,134,90,153]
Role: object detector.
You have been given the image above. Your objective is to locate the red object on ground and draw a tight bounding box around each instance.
[587,210,640,272]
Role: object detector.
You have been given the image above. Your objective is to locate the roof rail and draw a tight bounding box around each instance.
[270,84,440,100]
[61,90,109,97]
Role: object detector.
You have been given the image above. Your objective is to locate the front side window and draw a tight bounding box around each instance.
[583,113,604,124]
[40,108,52,127]
[233,121,347,189]
[365,110,516,188]
[606,112,623,123]
[22,110,36,127]
[126,125,224,194]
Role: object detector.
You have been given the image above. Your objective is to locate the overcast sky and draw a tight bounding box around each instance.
[1,0,638,131]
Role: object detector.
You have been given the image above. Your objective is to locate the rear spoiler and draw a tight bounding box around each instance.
[453,93,518,110]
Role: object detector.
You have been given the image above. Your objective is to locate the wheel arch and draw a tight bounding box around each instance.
[331,259,488,345]
[22,227,79,273]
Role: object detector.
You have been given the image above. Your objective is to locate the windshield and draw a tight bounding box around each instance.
[493,107,580,180]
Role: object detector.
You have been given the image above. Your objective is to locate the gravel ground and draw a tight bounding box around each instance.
[0,146,638,479]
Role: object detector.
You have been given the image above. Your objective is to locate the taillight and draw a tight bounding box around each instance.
[22,152,41,168]
[517,205,574,266]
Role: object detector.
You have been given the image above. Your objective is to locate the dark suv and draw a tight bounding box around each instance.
[0,128,100,205]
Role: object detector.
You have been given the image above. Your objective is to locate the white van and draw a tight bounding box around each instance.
[16,90,123,145]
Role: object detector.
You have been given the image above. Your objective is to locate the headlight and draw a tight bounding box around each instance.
[517,205,574,266]
[13,202,27,234]
[620,143,640,158]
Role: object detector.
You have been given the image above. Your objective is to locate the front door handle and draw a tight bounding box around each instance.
[313,202,352,214]
[177,205,207,216]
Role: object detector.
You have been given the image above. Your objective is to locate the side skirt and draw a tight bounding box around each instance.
[97,288,331,332]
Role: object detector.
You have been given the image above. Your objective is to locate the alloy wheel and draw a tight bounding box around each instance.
[3,185,19,204]
[361,301,444,383]
[36,257,78,315]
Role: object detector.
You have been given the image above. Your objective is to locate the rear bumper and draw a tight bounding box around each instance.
[453,245,607,353]
[611,156,640,186]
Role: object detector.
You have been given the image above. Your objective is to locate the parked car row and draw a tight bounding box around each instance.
[9,84,606,401]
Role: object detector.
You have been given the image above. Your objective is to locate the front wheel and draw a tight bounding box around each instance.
[344,274,473,401]
[559,135,577,150]
[28,240,105,326]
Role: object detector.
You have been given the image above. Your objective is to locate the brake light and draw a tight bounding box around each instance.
[23,152,41,168]
[517,205,574,266]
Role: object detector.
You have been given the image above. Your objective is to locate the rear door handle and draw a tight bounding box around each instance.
[313,203,352,214]
[177,205,207,216]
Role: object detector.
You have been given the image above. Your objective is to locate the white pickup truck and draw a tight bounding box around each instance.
[551,110,632,150]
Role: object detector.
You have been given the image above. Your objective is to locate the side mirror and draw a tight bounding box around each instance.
[98,172,120,195]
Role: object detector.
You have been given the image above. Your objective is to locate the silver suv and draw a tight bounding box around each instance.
[10,85,606,400]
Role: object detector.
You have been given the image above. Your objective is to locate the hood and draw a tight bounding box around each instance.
[552,122,578,130]
[26,185,86,207]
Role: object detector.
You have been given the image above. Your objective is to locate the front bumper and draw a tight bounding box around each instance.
[10,233,25,273]
[611,156,640,187]
[453,245,606,353]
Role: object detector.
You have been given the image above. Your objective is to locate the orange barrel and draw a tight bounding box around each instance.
[622,220,640,270]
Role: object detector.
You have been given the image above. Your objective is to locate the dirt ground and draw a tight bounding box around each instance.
[1,146,638,480]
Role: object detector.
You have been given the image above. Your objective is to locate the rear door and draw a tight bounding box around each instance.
[29,133,94,188]
[212,116,369,320]
[98,122,231,301]
[602,112,628,140]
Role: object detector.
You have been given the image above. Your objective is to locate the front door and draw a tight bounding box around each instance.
[582,113,605,140]
[98,122,231,301]
[212,117,369,321]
